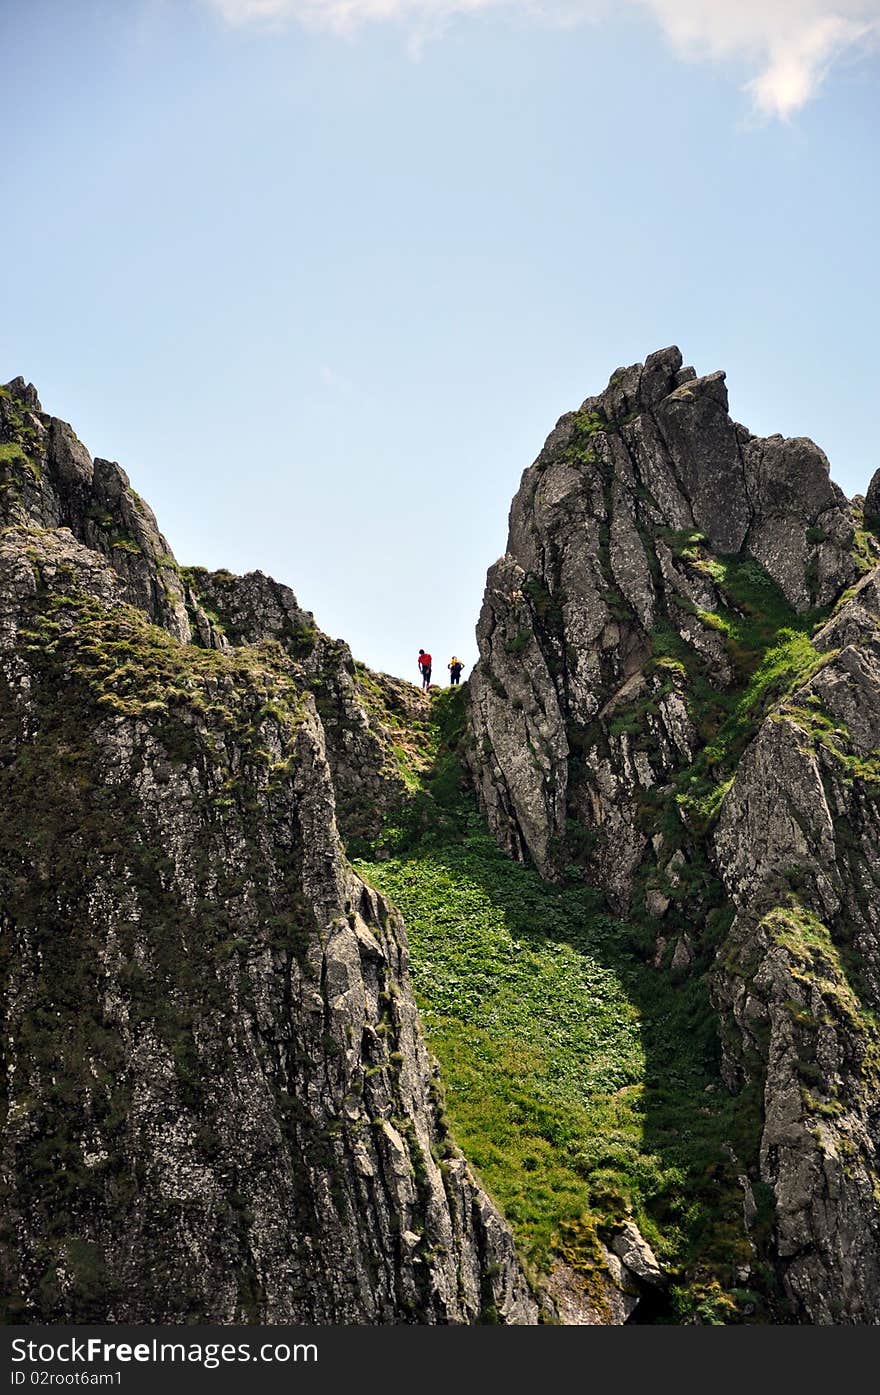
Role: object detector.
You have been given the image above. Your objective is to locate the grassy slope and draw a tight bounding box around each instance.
[355,690,770,1324]
[353,530,880,1322]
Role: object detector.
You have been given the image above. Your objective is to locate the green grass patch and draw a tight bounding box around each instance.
[852,527,880,575]
[355,691,772,1320]
[17,569,306,741]
[656,528,707,562]
[782,700,880,792]
[675,629,830,832]
[0,441,30,466]
[689,551,822,674]
[637,542,836,834]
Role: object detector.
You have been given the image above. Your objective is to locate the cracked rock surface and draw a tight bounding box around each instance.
[0,378,535,1324]
[468,349,880,1322]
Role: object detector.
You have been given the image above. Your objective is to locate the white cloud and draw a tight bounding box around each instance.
[637,1,879,117]
[203,0,880,116]
[206,0,510,29]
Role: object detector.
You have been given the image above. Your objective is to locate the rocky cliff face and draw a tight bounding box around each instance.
[468,349,880,1322]
[0,378,535,1324]
[177,564,426,850]
[712,571,880,1322]
[467,347,862,902]
[5,357,879,1326]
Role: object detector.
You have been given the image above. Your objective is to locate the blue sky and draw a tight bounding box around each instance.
[2,0,878,681]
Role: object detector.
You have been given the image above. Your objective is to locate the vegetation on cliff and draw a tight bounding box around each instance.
[355,689,775,1323]
[4,361,880,1324]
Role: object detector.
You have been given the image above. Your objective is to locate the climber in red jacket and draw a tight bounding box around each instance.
[417,649,432,690]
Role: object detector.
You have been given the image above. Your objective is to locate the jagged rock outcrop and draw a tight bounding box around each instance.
[0,378,535,1324]
[5,356,879,1326]
[0,378,419,853]
[468,347,863,906]
[0,379,195,641]
[712,569,880,1322]
[469,350,880,1322]
[179,565,425,846]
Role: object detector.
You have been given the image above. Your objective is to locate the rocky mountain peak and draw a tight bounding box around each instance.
[3,376,42,412]
[3,358,879,1326]
[0,378,197,640]
[513,347,856,609]
[468,349,880,1322]
[579,344,697,419]
[470,347,871,888]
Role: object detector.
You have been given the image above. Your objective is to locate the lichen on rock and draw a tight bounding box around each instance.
[0,379,535,1325]
[467,349,880,1322]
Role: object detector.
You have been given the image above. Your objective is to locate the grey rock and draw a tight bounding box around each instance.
[467,555,569,878]
[0,388,195,641]
[609,1222,664,1287]
[3,376,42,411]
[743,434,856,608]
[466,351,880,1321]
[712,571,880,1321]
[813,568,880,653]
[539,1251,638,1325]
[0,396,536,1325]
[468,348,856,904]
[652,370,752,555]
[178,565,418,845]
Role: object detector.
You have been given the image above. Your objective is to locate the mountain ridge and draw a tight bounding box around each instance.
[0,374,535,1324]
[2,356,879,1323]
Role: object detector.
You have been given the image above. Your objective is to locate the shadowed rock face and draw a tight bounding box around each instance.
[712,572,880,1323]
[0,378,535,1325]
[468,349,880,1322]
